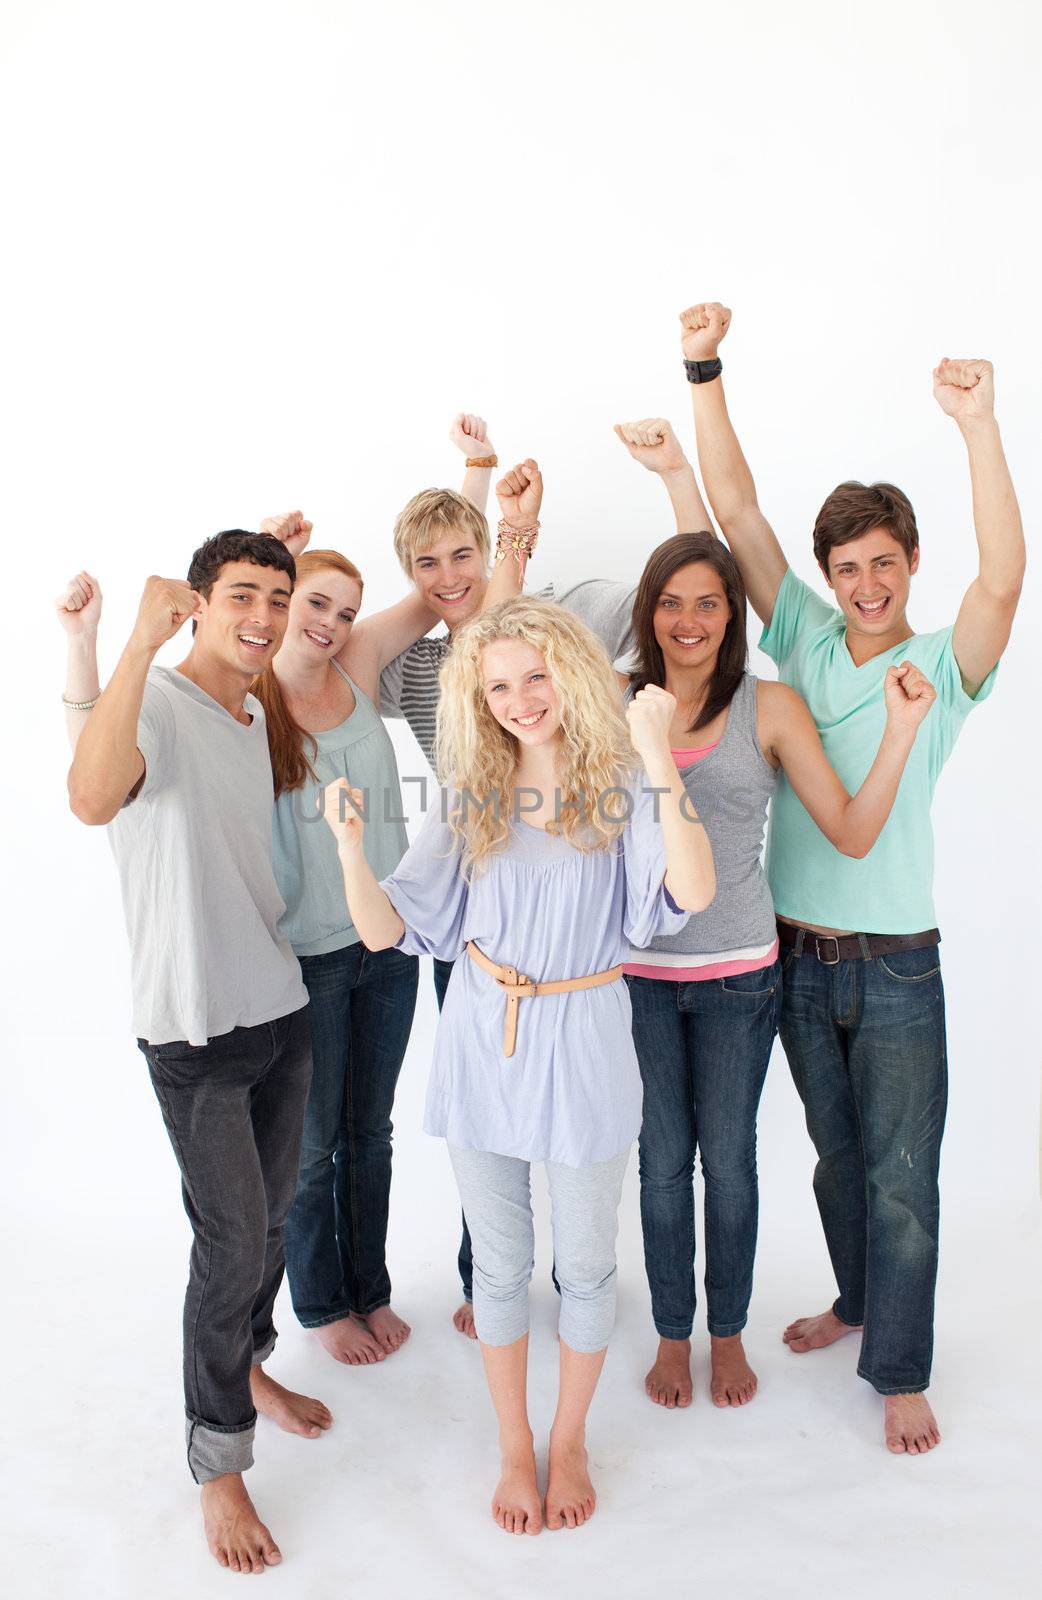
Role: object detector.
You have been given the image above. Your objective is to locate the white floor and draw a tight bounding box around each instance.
[6,997,1042,1600]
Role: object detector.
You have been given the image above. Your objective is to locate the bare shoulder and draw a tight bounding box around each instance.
[755,679,809,761]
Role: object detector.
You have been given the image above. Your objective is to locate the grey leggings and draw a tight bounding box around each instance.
[447,1144,630,1352]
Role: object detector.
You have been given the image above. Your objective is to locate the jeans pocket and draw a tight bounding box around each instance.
[721,958,782,996]
[876,946,941,983]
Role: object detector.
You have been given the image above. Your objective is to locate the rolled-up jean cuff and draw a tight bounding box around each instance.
[186,1417,256,1484]
[252,1329,277,1366]
[832,1297,864,1328]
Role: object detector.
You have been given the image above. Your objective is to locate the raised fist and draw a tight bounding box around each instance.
[613,418,690,476]
[259,510,313,557]
[323,778,366,850]
[626,683,677,762]
[496,459,543,528]
[932,358,995,424]
[450,413,496,460]
[883,661,937,732]
[130,576,201,653]
[55,570,102,635]
[679,302,731,362]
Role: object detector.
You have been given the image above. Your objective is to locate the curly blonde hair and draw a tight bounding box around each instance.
[435,597,637,877]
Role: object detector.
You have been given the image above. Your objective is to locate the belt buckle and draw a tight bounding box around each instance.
[815,935,841,965]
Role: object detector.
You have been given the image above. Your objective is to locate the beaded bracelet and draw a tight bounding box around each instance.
[495,519,540,567]
[62,693,99,711]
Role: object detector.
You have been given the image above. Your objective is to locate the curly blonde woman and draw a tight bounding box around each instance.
[324,598,715,1537]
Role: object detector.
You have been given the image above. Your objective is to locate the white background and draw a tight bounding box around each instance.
[2,2,1040,1596]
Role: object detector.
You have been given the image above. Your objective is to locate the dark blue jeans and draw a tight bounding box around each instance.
[779,938,947,1394]
[627,962,781,1340]
[434,957,476,1299]
[284,942,418,1325]
[138,1006,313,1482]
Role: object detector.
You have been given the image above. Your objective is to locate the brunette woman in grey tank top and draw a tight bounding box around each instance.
[621,532,937,1412]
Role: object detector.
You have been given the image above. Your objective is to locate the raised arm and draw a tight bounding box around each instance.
[680,303,789,625]
[56,571,103,750]
[762,665,937,858]
[451,412,497,515]
[323,780,406,950]
[481,459,544,610]
[935,359,1025,697]
[68,578,200,824]
[613,417,713,533]
[626,686,716,912]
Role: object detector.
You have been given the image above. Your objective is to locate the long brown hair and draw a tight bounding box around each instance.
[252,548,364,798]
[629,532,747,735]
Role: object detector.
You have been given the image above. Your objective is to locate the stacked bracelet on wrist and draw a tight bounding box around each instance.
[683,357,723,384]
[465,454,498,469]
[495,519,540,567]
[62,693,99,711]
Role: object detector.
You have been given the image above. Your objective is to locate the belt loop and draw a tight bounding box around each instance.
[794,927,806,958]
[857,933,871,960]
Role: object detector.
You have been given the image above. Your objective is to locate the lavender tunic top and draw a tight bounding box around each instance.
[380,782,690,1167]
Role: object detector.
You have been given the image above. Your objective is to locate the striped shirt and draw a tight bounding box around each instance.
[379,578,637,769]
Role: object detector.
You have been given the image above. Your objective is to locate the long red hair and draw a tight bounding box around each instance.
[252,548,364,797]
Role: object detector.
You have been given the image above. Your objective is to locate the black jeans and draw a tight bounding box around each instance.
[779,940,947,1394]
[284,943,418,1324]
[139,1006,312,1482]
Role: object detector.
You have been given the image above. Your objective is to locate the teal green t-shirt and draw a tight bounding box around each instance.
[760,567,997,934]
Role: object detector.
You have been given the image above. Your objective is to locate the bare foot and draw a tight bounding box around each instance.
[710,1333,758,1407]
[452,1300,478,1340]
[885,1393,941,1456]
[250,1367,332,1438]
[359,1304,411,1355]
[201,1473,281,1573]
[783,1307,862,1353]
[545,1434,596,1530]
[313,1315,386,1366]
[645,1337,693,1409]
[491,1440,542,1536]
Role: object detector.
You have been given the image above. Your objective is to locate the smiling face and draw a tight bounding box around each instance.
[195,559,293,676]
[411,527,489,630]
[652,560,732,673]
[822,529,918,638]
[481,638,562,749]
[283,567,363,663]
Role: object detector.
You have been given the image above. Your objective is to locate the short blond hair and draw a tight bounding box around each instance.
[392,488,490,576]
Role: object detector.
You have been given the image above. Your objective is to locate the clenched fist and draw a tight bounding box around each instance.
[450,413,496,460]
[626,683,677,763]
[613,418,690,476]
[259,510,313,557]
[323,778,366,850]
[130,577,201,653]
[932,358,995,425]
[55,570,102,635]
[883,661,937,733]
[679,302,731,362]
[496,459,543,528]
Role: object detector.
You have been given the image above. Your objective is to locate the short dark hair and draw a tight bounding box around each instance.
[813,482,919,571]
[629,531,748,735]
[187,529,296,598]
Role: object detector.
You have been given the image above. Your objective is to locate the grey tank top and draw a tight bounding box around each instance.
[629,671,778,958]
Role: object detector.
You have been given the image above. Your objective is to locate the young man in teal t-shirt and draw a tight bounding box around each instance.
[679,303,1024,1456]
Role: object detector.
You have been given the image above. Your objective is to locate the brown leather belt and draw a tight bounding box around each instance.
[777,920,940,967]
[466,940,624,1057]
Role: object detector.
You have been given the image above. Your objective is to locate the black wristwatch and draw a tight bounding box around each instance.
[684,357,723,384]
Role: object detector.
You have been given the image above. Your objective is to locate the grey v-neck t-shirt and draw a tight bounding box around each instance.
[107,665,308,1046]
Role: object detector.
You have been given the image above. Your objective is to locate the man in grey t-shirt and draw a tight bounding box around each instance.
[68,530,327,1575]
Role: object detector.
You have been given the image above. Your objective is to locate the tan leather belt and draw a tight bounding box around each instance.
[466,940,623,1058]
